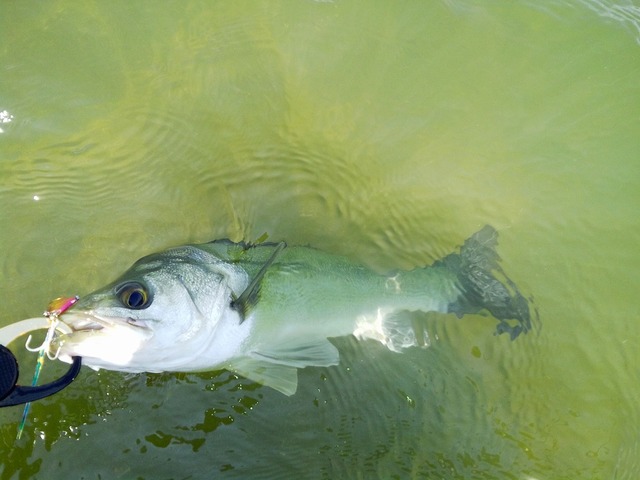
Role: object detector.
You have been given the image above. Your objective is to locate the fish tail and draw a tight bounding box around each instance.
[440,226,532,339]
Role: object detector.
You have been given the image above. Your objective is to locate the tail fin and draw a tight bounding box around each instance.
[443,226,532,339]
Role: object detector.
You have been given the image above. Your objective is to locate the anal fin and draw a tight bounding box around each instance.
[227,338,340,396]
[252,337,340,369]
[227,357,299,396]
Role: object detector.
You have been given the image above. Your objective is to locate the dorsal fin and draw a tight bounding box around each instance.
[231,241,286,322]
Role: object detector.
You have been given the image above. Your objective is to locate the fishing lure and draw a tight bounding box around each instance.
[16,296,79,440]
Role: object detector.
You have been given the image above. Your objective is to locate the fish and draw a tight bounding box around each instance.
[53,225,531,395]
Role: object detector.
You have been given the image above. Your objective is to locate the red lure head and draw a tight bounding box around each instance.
[44,296,79,317]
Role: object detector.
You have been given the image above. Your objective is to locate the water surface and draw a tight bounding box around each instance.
[1,1,639,478]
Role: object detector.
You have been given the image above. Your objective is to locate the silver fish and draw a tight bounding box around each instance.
[53,226,530,395]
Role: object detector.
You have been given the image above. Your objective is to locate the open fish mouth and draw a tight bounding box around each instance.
[60,314,105,332]
[58,312,148,333]
[54,311,154,369]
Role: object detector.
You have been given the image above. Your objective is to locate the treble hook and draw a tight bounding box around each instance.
[47,344,61,361]
[24,333,60,359]
[24,335,62,360]
[24,333,46,352]
[23,296,78,355]
[24,317,60,357]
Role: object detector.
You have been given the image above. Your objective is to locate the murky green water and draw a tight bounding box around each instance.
[1,1,639,478]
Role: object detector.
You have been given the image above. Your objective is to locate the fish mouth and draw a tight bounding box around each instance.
[58,311,147,333]
[55,311,153,369]
[61,313,104,332]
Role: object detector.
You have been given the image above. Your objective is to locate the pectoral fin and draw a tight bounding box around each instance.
[228,357,299,395]
[228,337,340,395]
[231,242,286,322]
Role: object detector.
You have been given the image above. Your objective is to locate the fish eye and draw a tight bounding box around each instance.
[115,282,151,309]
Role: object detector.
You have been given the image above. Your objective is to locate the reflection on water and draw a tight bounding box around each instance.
[0,336,545,478]
[1,0,639,478]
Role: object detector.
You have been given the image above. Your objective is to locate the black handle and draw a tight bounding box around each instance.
[0,344,81,407]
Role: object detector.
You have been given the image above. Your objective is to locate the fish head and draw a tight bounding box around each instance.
[56,246,248,372]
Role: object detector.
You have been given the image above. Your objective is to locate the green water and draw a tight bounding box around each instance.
[1,1,638,478]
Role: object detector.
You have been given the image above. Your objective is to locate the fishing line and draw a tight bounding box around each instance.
[15,296,78,440]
